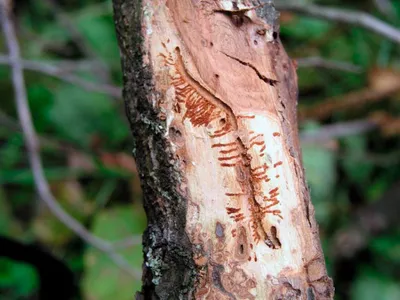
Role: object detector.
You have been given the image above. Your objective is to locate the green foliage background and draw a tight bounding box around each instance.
[1,0,400,299]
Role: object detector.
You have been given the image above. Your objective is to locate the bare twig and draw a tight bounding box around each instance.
[0,109,20,130]
[299,81,400,122]
[41,0,110,81]
[373,0,395,18]
[276,3,400,44]
[300,119,378,143]
[78,1,112,18]
[0,111,91,154]
[113,236,143,250]
[0,54,121,98]
[42,0,94,58]
[295,56,363,73]
[0,2,138,277]
[51,59,105,72]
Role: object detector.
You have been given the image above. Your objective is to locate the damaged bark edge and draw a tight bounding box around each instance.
[112,1,197,299]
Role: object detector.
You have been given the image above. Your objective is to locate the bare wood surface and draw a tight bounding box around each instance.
[113,0,334,299]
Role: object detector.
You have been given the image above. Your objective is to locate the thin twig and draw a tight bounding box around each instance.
[295,56,363,73]
[299,79,400,121]
[0,2,138,278]
[300,119,378,143]
[42,0,95,58]
[113,236,143,250]
[0,54,121,98]
[0,109,20,130]
[51,59,105,72]
[0,111,91,154]
[373,0,395,19]
[42,0,111,83]
[276,3,400,44]
[78,1,112,18]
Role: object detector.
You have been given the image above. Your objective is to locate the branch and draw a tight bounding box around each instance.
[373,0,395,18]
[42,0,95,58]
[41,0,111,83]
[295,56,363,73]
[276,3,400,44]
[0,109,20,130]
[299,81,400,122]
[0,110,68,152]
[0,54,121,98]
[0,2,139,278]
[112,236,143,250]
[300,119,378,144]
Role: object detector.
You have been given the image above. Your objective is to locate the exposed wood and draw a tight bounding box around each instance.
[112,0,334,299]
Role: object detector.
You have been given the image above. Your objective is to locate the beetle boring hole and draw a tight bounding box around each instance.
[232,15,244,27]
[273,31,278,40]
[169,127,181,137]
[169,126,184,146]
[239,244,244,254]
[271,226,282,247]
[219,118,226,126]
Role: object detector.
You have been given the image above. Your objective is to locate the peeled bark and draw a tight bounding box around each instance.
[112,0,334,299]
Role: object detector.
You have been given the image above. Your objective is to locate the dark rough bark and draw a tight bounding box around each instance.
[113,1,197,299]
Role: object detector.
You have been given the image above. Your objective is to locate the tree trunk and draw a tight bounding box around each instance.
[112,0,334,299]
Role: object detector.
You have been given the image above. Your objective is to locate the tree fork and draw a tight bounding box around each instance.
[112,0,334,299]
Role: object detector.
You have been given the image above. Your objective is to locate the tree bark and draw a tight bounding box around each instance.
[112,0,334,299]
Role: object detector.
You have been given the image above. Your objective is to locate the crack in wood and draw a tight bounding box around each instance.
[221,51,278,86]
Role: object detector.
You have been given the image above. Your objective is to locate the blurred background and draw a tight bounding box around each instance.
[0,0,399,299]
